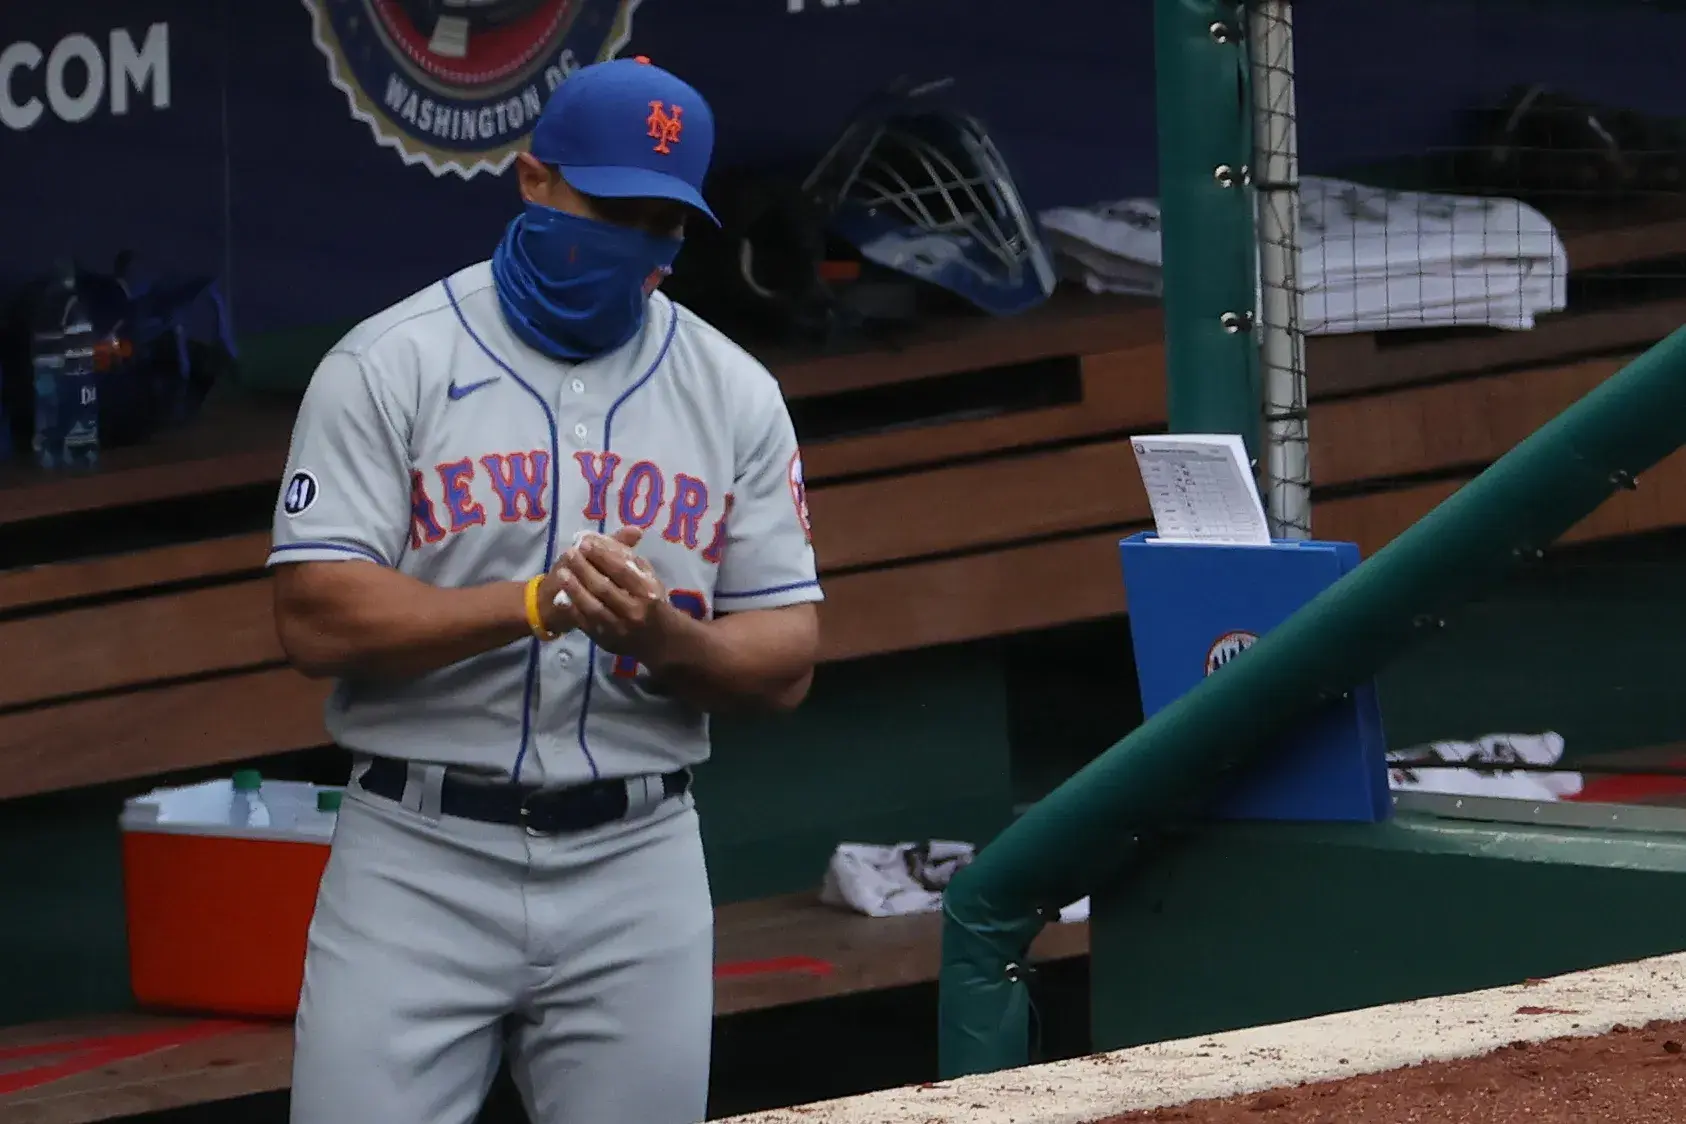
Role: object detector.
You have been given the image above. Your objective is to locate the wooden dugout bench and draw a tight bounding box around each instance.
[0,904,1088,1124]
[5,197,1686,1121]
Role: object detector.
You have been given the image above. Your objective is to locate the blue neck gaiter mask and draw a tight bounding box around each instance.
[492,202,683,362]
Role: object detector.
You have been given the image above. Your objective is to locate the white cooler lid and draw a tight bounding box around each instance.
[121,777,342,843]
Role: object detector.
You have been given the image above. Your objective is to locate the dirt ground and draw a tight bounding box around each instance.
[1093,1017,1686,1124]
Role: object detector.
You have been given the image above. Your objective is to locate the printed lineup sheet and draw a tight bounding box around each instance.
[1129,434,1271,546]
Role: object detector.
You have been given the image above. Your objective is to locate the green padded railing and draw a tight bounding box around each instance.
[936,319,1686,1077]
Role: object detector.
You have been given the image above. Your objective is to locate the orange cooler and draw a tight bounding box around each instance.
[120,775,342,1018]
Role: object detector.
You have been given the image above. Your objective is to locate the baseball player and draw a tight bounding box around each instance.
[267,58,822,1124]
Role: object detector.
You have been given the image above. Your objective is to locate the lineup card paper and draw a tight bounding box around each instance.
[1129,434,1270,546]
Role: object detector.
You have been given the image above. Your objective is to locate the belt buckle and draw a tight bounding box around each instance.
[517,790,554,837]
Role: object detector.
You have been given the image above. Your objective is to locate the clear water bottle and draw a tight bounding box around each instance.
[57,273,99,471]
[230,768,272,829]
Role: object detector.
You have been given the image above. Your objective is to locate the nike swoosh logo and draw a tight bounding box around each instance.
[447,377,499,401]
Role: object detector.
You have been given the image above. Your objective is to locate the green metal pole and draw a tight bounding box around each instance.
[937,325,1686,1078]
[1156,0,1262,458]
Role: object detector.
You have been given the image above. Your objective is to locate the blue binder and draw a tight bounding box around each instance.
[1118,532,1391,823]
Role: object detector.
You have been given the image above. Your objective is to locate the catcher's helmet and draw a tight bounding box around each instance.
[810,78,1057,318]
[664,78,1054,345]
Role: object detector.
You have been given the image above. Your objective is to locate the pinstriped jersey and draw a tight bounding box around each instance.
[268,260,823,784]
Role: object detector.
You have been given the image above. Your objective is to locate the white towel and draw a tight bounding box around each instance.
[1387,731,1581,801]
[819,841,1089,922]
[1038,176,1568,335]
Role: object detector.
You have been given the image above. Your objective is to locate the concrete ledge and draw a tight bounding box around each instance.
[720,951,1686,1123]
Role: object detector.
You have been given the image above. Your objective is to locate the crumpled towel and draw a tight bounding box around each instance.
[819,841,1089,922]
[1387,731,1580,802]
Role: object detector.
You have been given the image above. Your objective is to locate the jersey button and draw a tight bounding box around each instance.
[572,423,589,445]
[570,378,586,394]
[558,649,573,665]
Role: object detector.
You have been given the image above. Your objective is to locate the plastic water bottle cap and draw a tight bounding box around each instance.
[231,769,262,792]
[317,790,343,813]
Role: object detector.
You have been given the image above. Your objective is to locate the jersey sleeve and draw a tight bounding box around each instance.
[711,385,824,613]
[267,349,414,569]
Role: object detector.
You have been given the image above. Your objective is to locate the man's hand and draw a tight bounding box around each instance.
[546,526,818,715]
[550,527,670,659]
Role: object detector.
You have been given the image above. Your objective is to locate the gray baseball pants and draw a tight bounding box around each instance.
[288,764,714,1124]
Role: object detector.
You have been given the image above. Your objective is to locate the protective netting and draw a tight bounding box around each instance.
[1245,0,1686,541]
[1244,0,1686,812]
[1247,1,1309,540]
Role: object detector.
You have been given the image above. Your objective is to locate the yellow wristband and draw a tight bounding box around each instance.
[524,575,559,641]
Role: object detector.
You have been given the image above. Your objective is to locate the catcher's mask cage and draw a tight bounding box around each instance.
[806,78,1058,318]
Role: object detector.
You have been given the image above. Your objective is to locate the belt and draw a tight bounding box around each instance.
[357,756,691,836]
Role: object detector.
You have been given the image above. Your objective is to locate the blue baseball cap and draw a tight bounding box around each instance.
[530,57,718,225]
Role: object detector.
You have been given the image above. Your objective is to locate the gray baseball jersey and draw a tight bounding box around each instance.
[268,260,823,785]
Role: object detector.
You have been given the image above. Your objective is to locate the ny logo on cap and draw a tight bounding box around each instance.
[647,101,683,154]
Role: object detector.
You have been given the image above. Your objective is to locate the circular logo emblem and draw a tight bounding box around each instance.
[302,0,645,178]
[283,470,320,517]
[1204,630,1257,676]
[788,450,812,544]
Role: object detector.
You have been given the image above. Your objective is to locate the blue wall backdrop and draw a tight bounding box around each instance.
[2,0,1682,336]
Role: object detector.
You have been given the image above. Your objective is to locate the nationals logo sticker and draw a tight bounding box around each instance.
[788,450,812,545]
[302,0,645,179]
